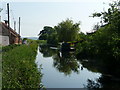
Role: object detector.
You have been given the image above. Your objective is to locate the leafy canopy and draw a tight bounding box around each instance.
[55,19,80,42]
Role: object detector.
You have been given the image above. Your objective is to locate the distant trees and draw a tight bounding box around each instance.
[38,19,81,44]
[38,26,53,40]
[38,26,58,45]
[55,19,80,42]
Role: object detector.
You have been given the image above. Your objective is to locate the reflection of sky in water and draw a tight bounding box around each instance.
[35,48,101,88]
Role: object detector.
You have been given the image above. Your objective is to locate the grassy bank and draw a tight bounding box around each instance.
[2,40,43,88]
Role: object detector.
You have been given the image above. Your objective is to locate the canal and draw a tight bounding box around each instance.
[35,45,102,88]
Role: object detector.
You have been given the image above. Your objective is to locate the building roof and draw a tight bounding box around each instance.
[0,22,20,37]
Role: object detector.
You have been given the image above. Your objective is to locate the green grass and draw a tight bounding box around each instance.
[2,44,21,52]
[36,40,47,45]
[2,40,43,88]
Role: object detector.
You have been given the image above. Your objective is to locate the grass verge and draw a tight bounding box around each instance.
[2,40,43,88]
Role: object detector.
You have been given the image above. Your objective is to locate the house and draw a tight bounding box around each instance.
[0,21,22,46]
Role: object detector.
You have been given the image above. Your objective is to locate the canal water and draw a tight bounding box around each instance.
[35,45,102,88]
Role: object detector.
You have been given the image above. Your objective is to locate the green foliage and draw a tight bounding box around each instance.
[38,26,53,40]
[38,26,58,45]
[38,19,80,44]
[2,44,21,52]
[76,1,120,61]
[47,32,58,45]
[2,41,43,88]
[36,40,47,45]
[55,19,80,42]
[92,1,120,25]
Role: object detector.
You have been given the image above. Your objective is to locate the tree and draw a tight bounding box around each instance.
[38,26,58,45]
[54,19,80,42]
[92,23,100,31]
[38,26,54,40]
[92,1,120,28]
[76,1,120,60]
[91,1,120,59]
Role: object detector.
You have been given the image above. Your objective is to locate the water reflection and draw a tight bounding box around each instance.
[39,45,57,57]
[38,45,120,88]
[77,54,120,89]
[53,52,80,75]
[39,45,80,75]
[85,75,120,89]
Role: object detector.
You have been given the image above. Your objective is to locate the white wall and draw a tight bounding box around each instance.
[0,35,9,46]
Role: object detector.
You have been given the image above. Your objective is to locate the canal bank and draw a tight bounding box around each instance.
[2,40,43,88]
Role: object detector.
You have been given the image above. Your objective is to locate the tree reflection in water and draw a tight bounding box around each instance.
[53,51,80,75]
[39,45,80,76]
[39,45,58,57]
[77,55,120,89]
[85,75,120,89]
[39,45,120,89]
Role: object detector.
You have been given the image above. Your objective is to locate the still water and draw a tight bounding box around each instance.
[35,45,101,88]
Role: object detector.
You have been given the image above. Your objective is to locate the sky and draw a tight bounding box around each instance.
[0,0,116,37]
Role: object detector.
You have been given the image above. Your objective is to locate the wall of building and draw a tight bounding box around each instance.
[0,22,22,46]
[0,35,9,46]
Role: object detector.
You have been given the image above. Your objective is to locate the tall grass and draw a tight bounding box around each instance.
[2,44,21,52]
[2,41,43,88]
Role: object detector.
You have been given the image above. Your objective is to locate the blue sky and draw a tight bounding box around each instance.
[0,0,114,37]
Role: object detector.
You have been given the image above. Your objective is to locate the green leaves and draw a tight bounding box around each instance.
[92,13,102,17]
[76,1,120,61]
[92,1,120,25]
[2,40,43,88]
[55,19,80,42]
[38,19,80,44]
